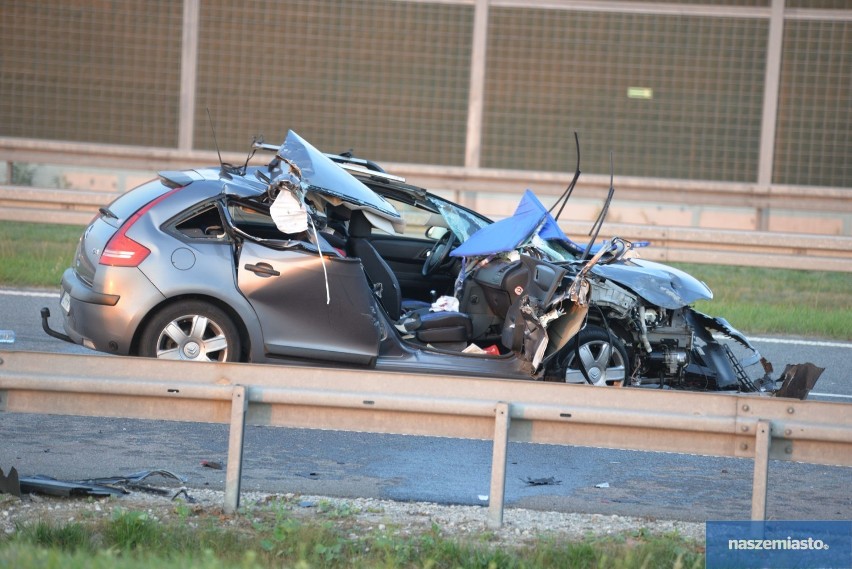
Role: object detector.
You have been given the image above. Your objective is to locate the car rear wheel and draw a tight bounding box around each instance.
[139,301,240,362]
[558,325,630,386]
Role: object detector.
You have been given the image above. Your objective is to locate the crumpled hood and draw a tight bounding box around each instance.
[591,258,713,309]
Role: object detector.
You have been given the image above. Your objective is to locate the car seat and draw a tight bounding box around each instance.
[346,210,471,343]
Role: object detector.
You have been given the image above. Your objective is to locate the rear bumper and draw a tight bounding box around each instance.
[62,270,119,306]
[56,267,163,355]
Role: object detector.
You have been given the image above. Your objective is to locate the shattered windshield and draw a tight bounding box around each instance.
[429,196,489,241]
[529,234,580,262]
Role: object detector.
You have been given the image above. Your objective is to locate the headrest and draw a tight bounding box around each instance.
[348,210,373,238]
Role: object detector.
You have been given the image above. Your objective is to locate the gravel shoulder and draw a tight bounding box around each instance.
[1,485,706,547]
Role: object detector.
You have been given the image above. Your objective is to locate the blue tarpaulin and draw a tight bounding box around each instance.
[451,190,568,257]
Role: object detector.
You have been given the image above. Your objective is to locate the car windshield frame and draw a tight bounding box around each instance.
[341,155,584,261]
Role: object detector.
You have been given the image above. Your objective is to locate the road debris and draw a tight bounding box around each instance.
[0,468,188,498]
[522,476,562,487]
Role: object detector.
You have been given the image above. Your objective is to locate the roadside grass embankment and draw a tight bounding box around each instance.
[675,262,851,341]
[0,500,704,569]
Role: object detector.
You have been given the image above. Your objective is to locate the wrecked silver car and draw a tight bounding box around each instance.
[42,130,821,398]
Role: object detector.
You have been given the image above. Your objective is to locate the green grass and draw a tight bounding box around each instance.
[0,221,849,340]
[0,221,83,288]
[0,504,705,569]
[672,263,852,341]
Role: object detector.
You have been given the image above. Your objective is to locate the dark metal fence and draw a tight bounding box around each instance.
[1,0,850,187]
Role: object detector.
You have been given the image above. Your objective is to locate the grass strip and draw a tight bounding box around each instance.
[0,221,82,288]
[672,263,851,340]
[1,504,704,569]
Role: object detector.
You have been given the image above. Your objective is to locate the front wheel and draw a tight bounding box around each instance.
[556,325,630,386]
[139,301,241,362]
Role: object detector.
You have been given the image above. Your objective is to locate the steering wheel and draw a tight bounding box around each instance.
[422,230,458,276]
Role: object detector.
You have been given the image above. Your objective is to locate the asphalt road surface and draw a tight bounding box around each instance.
[1,288,850,522]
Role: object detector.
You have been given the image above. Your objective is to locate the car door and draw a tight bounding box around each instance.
[236,240,382,365]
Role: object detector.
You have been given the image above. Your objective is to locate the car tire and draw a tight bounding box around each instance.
[558,325,630,386]
[139,300,241,362]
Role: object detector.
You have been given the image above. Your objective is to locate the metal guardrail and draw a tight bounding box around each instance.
[0,185,119,225]
[3,136,851,214]
[403,164,852,215]
[1,350,849,527]
[2,183,850,272]
[2,136,851,272]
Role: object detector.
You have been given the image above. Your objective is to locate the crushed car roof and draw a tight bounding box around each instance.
[276,130,403,231]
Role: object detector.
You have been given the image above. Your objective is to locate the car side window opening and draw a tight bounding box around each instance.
[318,203,350,254]
[172,204,227,240]
[169,199,323,250]
[229,203,295,240]
[380,198,442,239]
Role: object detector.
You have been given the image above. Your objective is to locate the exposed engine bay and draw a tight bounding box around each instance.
[452,247,820,398]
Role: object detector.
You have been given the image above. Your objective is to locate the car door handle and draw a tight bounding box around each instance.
[244,262,280,277]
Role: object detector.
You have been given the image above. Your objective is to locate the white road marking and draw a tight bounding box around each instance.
[749,336,852,349]
[0,289,58,298]
[808,392,852,400]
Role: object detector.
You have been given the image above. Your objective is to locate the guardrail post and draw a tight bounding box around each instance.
[751,419,771,520]
[224,384,247,514]
[488,401,511,528]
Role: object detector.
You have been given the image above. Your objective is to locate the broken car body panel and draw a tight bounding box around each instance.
[237,241,382,365]
[272,130,404,232]
[591,259,713,310]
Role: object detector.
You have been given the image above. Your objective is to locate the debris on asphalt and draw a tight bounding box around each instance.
[522,476,562,487]
[0,468,188,498]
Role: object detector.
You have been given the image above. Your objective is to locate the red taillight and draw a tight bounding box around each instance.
[100,230,151,266]
[99,187,183,267]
